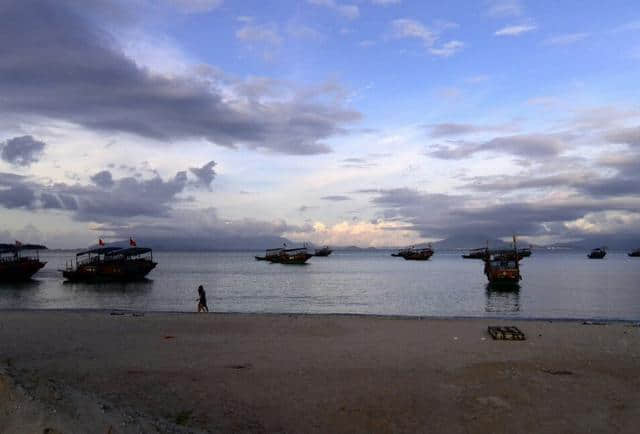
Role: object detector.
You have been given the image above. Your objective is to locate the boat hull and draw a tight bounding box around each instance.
[268,253,313,264]
[402,252,433,261]
[62,260,157,282]
[628,251,640,257]
[588,252,606,259]
[314,249,332,257]
[0,260,46,281]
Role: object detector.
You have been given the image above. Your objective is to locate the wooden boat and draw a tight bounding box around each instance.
[61,245,157,281]
[462,248,485,259]
[464,246,531,260]
[0,242,47,281]
[587,247,606,259]
[392,245,434,261]
[314,246,333,257]
[268,247,313,264]
[628,249,640,257]
[255,247,283,261]
[483,236,521,284]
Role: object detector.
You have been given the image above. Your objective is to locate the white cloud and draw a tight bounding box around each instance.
[391,18,464,57]
[235,23,283,47]
[371,0,401,5]
[485,0,523,18]
[494,24,536,36]
[307,0,360,20]
[167,0,222,13]
[429,40,464,57]
[544,32,589,45]
[391,18,437,45]
[285,220,424,248]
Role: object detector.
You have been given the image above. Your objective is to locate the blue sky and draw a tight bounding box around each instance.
[1,0,640,248]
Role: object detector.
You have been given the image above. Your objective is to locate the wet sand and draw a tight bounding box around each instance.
[1,311,639,433]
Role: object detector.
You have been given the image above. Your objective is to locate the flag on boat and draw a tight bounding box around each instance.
[98,238,105,246]
[129,237,137,247]
[15,240,22,247]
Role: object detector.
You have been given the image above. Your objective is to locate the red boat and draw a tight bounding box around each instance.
[0,242,47,281]
[483,236,522,283]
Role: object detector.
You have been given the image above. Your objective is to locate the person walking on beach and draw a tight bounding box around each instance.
[197,285,209,312]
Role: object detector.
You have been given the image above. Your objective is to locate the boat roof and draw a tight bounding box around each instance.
[76,246,123,257]
[283,248,307,252]
[105,247,152,257]
[0,243,47,254]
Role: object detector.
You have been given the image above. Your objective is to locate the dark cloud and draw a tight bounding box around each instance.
[0,167,192,221]
[428,133,571,160]
[0,172,36,208]
[606,126,640,146]
[321,195,351,201]
[0,135,46,166]
[90,170,114,188]
[189,160,216,188]
[362,187,640,240]
[340,157,376,169]
[426,122,517,138]
[0,0,360,155]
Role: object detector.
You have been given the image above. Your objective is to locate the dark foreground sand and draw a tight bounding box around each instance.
[1,311,639,433]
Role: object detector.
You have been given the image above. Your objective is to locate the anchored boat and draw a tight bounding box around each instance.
[0,242,47,281]
[257,246,313,264]
[61,242,157,282]
[392,245,434,261]
[587,247,606,259]
[629,249,640,257]
[255,247,284,261]
[483,236,522,284]
[314,246,332,257]
[464,246,531,260]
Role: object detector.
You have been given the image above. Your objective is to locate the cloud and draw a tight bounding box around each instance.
[391,19,464,57]
[428,40,465,57]
[427,122,518,138]
[0,172,36,209]
[391,19,437,46]
[167,0,223,13]
[90,170,115,188]
[0,166,198,222]
[361,187,640,241]
[236,23,283,47]
[428,133,570,160]
[321,195,352,201]
[485,0,523,18]
[189,160,217,188]
[606,126,640,146]
[0,135,46,166]
[0,0,360,155]
[543,32,589,45]
[307,0,359,20]
[494,24,536,36]
[371,0,400,4]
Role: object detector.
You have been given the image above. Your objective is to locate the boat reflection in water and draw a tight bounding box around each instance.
[485,283,521,314]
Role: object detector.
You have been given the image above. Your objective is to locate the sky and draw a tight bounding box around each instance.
[1,0,640,248]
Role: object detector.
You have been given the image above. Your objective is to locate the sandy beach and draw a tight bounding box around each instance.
[1,311,639,433]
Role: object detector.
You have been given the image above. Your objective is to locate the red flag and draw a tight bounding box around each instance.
[15,240,22,247]
[98,238,105,246]
[129,237,137,247]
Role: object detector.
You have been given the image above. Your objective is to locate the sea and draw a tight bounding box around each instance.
[1,250,639,320]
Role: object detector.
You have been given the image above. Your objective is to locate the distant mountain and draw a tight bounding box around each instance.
[432,235,513,250]
[86,235,297,251]
[548,235,640,251]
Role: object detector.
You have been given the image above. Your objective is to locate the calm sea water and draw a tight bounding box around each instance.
[1,250,639,320]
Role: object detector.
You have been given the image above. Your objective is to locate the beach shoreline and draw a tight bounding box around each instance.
[1,311,639,433]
